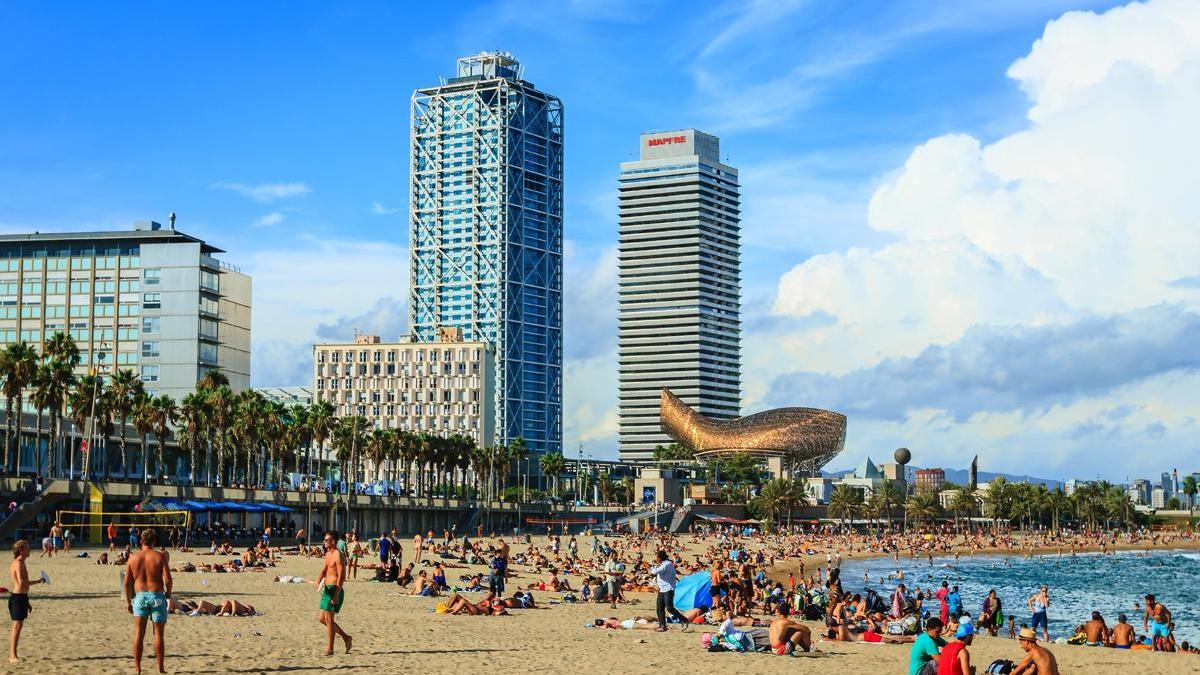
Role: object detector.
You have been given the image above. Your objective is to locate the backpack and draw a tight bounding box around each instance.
[986,659,1015,674]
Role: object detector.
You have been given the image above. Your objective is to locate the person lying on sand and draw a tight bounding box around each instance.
[594,616,661,630]
[444,592,495,616]
[217,600,256,617]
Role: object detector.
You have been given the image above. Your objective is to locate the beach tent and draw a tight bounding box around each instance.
[673,571,712,611]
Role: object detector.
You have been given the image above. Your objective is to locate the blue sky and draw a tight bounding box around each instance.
[5,0,1198,481]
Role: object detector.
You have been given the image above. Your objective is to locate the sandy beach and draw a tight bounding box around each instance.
[7,535,1200,674]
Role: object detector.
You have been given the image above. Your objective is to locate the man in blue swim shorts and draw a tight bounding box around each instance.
[1143,594,1173,651]
[123,527,172,674]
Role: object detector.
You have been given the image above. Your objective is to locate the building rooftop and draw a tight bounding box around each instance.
[255,386,314,405]
[853,457,882,480]
[0,221,225,254]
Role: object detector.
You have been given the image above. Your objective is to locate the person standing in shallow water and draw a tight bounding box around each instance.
[1027,585,1050,642]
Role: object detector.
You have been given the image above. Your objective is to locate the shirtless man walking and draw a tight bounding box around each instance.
[9,540,45,662]
[1012,627,1060,675]
[124,528,171,675]
[314,530,352,656]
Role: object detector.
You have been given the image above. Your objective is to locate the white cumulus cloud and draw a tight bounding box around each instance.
[764,0,1200,477]
[211,181,310,202]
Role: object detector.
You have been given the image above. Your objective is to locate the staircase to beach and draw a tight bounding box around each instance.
[0,479,74,542]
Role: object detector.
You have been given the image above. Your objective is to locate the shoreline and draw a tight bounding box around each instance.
[765,534,1200,584]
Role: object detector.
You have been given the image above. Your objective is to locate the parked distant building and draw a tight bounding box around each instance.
[915,468,946,493]
[312,328,495,447]
[0,219,251,400]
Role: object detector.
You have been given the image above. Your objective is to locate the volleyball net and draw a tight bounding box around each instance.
[54,509,191,543]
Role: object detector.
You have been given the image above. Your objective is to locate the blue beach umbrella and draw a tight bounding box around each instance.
[673,571,712,611]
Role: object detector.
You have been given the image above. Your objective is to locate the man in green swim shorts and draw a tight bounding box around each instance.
[124,527,172,674]
[314,530,352,656]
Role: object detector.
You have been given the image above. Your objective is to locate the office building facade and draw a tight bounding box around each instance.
[915,468,946,493]
[0,220,250,399]
[312,329,495,447]
[409,51,563,453]
[618,129,741,461]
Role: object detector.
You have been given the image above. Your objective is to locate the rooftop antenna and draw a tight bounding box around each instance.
[168,212,176,230]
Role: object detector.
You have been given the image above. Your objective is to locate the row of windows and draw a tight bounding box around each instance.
[316,377,481,392]
[318,347,483,363]
[316,362,478,377]
[0,256,139,272]
[336,412,481,434]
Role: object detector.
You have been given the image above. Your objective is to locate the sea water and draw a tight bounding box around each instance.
[837,549,1199,643]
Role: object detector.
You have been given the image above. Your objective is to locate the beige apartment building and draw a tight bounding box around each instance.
[312,328,495,446]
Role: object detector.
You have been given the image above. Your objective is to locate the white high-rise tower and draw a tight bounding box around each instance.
[617,130,741,462]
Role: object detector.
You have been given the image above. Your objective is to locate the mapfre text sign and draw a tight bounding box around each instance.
[647,135,686,147]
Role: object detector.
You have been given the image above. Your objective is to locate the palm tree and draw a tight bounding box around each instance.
[150,395,176,484]
[755,478,804,527]
[950,486,978,534]
[206,385,232,486]
[597,470,614,505]
[983,477,1013,532]
[288,404,311,475]
[197,369,229,390]
[1044,488,1069,531]
[365,428,387,483]
[178,392,206,485]
[67,374,102,478]
[862,492,885,532]
[43,332,79,476]
[28,363,54,480]
[131,392,154,483]
[1183,475,1198,517]
[1,341,38,474]
[469,443,490,501]
[109,368,140,480]
[907,491,942,528]
[1104,485,1135,531]
[827,484,862,532]
[878,478,905,530]
[93,389,115,478]
[539,451,566,499]
[308,400,335,485]
[508,437,528,501]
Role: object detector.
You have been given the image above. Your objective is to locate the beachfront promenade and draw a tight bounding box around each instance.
[0,477,633,543]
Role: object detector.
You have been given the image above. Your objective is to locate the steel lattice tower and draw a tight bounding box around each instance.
[409,52,563,454]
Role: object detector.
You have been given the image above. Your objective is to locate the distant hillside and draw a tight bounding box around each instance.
[823,465,1062,490]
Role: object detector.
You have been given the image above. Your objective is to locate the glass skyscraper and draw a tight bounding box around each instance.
[409,52,563,453]
[618,130,741,462]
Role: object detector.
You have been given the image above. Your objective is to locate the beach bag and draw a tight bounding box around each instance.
[886,621,906,635]
[986,660,1015,674]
